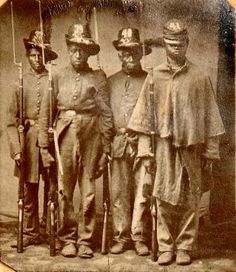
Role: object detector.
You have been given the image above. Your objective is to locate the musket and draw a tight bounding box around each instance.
[92,6,110,253]
[47,62,57,257]
[11,1,24,253]
[37,0,58,256]
[148,68,158,262]
[101,162,110,254]
[139,0,158,261]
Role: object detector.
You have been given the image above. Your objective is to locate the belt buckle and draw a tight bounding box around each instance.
[119,127,127,134]
[65,110,76,117]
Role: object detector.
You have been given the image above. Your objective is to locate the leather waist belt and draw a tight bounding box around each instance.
[59,110,96,118]
[25,119,38,127]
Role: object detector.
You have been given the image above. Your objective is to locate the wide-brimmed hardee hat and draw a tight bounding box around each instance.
[65,23,100,56]
[163,19,188,42]
[113,28,152,55]
[23,30,58,62]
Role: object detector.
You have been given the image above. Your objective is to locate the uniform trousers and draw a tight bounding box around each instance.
[23,159,47,239]
[111,153,150,243]
[23,182,40,238]
[156,170,201,252]
[57,123,97,247]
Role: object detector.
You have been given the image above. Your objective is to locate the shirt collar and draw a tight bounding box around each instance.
[68,62,92,74]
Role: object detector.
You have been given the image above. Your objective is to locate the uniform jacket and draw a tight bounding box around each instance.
[108,68,147,158]
[38,64,113,177]
[128,60,225,205]
[7,68,49,183]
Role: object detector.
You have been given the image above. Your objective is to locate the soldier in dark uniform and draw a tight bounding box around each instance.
[108,28,152,256]
[128,19,225,265]
[38,23,113,258]
[7,30,58,247]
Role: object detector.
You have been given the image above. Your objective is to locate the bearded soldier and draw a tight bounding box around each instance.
[109,28,152,256]
[38,23,113,258]
[128,19,225,265]
[7,30,58,247]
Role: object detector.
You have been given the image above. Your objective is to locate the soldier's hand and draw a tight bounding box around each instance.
[201,158,213,173]
[14,153,22,167]
[40,148,55,168]
[93,153,109,179]
[142,157,156,175]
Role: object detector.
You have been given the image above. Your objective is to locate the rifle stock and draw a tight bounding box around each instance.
[101,164,110,254]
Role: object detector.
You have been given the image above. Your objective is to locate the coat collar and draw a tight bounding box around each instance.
[157,58,191,75]
[27,67,48,78]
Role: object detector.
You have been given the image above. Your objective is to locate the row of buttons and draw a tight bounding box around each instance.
[73,74,80,100]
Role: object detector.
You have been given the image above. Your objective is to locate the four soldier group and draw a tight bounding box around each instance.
[6,18,225,266]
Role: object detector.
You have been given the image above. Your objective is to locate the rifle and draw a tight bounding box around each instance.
[47,62,57,256]
[148,68,158,262]
[37,0,57,256]
[101,163,110,254]
[11,1,24,253]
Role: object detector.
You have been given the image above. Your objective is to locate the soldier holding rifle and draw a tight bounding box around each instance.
[38,23,113,258]
[128,19,225,265]
[7,29,58,249]
[109,28,152,256]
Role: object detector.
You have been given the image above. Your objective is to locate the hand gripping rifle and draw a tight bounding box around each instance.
[148,68,158,262]
[11,1,24,253]
[101,162,110,254]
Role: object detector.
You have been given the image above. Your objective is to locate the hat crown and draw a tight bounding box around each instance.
[117,28,140,44]
[67,23,91,40]
[163,19,187,36]
[28,30,48,46]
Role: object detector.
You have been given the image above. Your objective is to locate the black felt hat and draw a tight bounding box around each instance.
[23,30,58,62]
[65,23,100,56]
[113,28,152,55]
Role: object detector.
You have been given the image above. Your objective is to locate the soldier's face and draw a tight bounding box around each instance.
[164,39,188,61]
[118,49,142,72]
[27,48,44,73]
[68,44,89,70]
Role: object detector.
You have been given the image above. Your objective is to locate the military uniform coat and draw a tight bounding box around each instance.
[108,69,147,157]
[7,68,49,184]
[128,60,225,205]
[38,64,113,178]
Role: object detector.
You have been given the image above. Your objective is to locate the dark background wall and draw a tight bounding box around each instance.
[0,0,235,220]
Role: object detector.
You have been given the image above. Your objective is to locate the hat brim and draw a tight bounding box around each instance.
[163,34,188,42]
[23,38,58,62]
[113,40,152,56]
[65,36,100,56]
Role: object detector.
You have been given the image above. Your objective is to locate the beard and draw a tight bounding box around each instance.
[122,62,141,74]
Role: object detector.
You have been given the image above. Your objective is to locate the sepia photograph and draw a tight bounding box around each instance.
[0,0,235,271]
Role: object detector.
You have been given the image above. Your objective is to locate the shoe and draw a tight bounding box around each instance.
[61,243,77,257]
[134,241,149,256]
[176,250,191,265]
[110,241,128,254]
[11,236,41,248]
[55,238,62,251]
[158,251,174,265]
[78,245,93,258]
